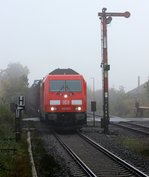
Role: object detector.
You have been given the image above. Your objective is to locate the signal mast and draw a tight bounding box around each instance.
[98,8,130,133]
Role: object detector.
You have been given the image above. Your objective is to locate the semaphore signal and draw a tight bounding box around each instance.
[98,8,130,133]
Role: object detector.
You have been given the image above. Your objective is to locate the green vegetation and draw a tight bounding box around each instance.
[119,136,149,157]
[9,134,32,177]
[31,131,63,177]
[0,103,32,177]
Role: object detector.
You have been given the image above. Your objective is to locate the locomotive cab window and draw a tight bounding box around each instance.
[50,80,65,92]
[50,80,82,92]
[66,80,81,92]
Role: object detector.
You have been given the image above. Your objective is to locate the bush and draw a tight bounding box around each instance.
[0,104,14,123]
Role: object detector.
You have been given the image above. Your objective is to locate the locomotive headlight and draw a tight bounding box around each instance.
[64,94,68,98]
[75,106,82,111]
[51,107,57,111]
[78,106,81,111]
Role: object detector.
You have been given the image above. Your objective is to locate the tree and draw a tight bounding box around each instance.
[109,87,131,116]
[144,80,149,97]
[0,62,29,103]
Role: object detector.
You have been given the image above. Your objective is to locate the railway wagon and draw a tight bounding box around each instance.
[40,68,87,130]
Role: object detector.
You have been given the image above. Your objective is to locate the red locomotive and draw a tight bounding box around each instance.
[39,68,87,130]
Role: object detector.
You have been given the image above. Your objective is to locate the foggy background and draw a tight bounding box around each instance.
[0,0,148,91]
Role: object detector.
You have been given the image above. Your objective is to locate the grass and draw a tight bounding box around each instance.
[0,132,32,177]
[119,136,149,157]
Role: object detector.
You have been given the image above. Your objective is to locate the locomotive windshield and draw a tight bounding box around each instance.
[50,80,82,92]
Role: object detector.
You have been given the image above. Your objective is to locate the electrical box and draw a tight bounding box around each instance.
[91,101,96,112]
[104,64,110,71]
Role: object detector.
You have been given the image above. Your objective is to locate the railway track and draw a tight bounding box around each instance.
[87,111,149,135]
[111,121,149,136]
[54,131,148,177]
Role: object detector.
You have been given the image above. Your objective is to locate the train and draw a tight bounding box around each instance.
[26,68,87,130]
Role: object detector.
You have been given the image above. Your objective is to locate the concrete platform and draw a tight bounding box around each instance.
[22,117,40,121]
[87,116,149,122]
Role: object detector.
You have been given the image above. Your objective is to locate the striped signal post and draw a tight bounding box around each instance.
[98,8,130,133]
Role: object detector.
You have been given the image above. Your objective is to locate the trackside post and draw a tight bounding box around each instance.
[15,96,25,142]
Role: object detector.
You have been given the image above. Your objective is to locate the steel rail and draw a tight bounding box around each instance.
[53,132,97,177]
[111,122,149,136]
[78,132,149,177]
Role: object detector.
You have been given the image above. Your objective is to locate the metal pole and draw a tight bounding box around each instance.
[102,8,109,133]
[15,108,22,142]
[91,77,95,101]
[98,8,130,134]
[91,77,95,126]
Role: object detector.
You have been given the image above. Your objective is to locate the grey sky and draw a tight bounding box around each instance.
[0,0,148,91]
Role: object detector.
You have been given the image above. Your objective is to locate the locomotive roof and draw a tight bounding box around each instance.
[49,68,79,75]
